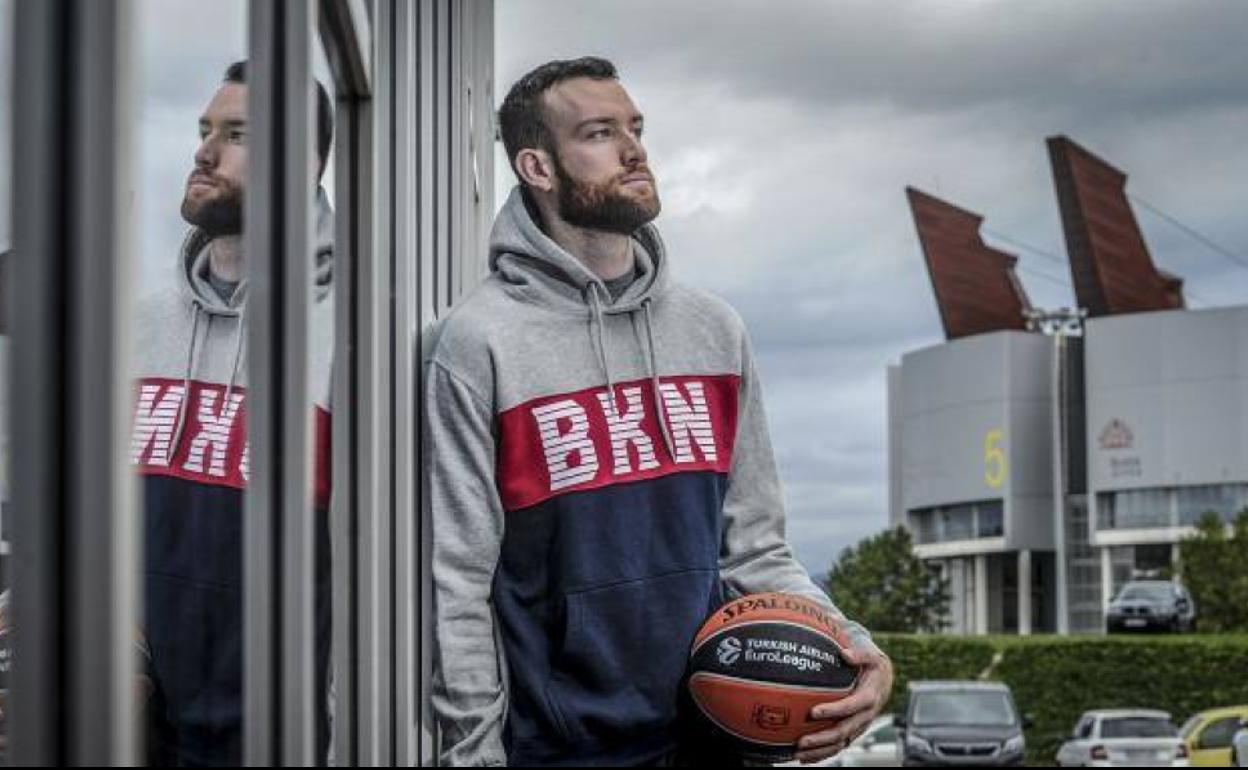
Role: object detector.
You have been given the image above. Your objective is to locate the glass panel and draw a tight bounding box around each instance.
[0,0,12,760]
[135,2,246,764]
[976,500,1004,538]
[1104,488,1170,529]
[940,503,975,541]
[911,509,937,544]
[1100,717,1177,739]
[1097,491,1115,530]
[1178,484,1233,526]
[912,690,1016,727]
[1197,717,1240,750]
[311,34,337,765]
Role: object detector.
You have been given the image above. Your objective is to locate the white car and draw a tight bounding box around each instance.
[1055,709,1190,767]
[826,714,901,767]
[775,715,900,768]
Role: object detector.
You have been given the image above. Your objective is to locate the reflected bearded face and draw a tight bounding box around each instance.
[181,82,247,237]
[181,169,243,237]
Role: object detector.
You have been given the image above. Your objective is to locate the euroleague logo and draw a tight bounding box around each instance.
[717,637,742,666]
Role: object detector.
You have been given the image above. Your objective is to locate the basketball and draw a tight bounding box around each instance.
[687,592,860,761]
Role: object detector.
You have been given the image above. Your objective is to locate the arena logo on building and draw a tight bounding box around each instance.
[1098,418,1134,451]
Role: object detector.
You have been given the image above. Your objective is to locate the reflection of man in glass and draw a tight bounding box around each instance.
[132,61,335,765]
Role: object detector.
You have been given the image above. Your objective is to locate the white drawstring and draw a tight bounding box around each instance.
[641,298,675,461]
[587,284,618,415]
[169,300,204,455]
[586,286,676,462]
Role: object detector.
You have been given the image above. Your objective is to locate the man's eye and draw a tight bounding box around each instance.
[229,131,246,143]
[588,128,610,139]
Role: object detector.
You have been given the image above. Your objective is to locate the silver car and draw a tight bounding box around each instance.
[1055,709,1190,767]
[827,714,902,767]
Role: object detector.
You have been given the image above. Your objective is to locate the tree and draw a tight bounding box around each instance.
[1177,509,1248,632]
[823,526,949,633]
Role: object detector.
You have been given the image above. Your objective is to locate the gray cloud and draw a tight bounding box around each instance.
[497,0,1248,572]
[499,0,1248,119]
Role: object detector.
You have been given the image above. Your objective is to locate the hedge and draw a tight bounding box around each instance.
[873,633,1248,766]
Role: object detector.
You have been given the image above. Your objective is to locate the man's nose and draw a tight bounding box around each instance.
[621,131,647,166]
[194,135,217,168]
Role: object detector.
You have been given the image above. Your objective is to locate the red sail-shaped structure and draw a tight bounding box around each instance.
[1047,135,1184,317]
[906,187,1031,341]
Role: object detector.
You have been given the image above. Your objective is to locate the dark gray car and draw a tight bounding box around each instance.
[895,681,1029,767]
[1105,580,1196,633]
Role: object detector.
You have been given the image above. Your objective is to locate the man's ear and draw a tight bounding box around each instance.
[514,148,555,193]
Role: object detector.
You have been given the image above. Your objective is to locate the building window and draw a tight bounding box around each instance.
[1177,484,1242,526]
[941,504,975,540]
[976,500,1004,537]
[1099,483,1248,531]
[908,499,1003,544]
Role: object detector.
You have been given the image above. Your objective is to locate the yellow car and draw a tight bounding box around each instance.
[1180,706,1248,767]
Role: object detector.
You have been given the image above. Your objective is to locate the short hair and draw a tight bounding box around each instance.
[498,56,618,177]
[223,60,333,173]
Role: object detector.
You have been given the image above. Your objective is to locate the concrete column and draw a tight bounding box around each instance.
[1018,549,1032,635]
[974,553,989,635]
[1100,547,1113,629]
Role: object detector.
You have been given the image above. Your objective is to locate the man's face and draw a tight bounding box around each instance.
[541,77,660,234]
[181,82,247,236]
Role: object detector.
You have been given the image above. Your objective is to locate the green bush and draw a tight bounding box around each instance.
[874,634,997,713]
[873,634,1248,766]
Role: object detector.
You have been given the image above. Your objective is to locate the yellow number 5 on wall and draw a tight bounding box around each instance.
[984,428,1006,489]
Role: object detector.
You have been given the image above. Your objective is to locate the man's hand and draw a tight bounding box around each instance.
[794,644,894,764]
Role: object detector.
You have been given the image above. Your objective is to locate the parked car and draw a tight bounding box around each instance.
[1105,580,1196,633]
[824,714,901,767]
[895,681,1029,767]
[1180,705,1248,767]
[1055,709,1188,767]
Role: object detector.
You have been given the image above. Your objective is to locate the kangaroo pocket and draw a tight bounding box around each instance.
[545,568,718,745]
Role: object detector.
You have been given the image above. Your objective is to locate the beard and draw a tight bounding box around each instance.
[181,176,244,237]
[553,154,661,235]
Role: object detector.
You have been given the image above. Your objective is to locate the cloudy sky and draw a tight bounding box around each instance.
[495,0,1248,572]
[1,1,1246,575]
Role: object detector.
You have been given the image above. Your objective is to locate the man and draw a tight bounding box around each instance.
[424,56,892,767]
[131,62,335,765]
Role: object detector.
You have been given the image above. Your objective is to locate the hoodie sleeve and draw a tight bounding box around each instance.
[717,332,881,654]
[424,358,508,767]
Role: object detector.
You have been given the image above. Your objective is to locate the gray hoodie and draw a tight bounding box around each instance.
[131,189,335,764]
[424,187,876,766]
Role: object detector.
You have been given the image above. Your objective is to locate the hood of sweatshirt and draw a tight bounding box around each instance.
[180,185,335,314]
[488,186,668,312]
[151,184,336,473]
[487,186,679,457]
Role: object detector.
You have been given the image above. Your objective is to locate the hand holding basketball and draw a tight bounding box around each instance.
[686,593,870,762]
[794,644,894,764]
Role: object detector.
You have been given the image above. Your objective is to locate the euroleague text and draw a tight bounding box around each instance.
[744,638,843,672]
[495,374,740,510]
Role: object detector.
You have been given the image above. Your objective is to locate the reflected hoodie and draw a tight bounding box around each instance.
[131,191,335,764]
[424,187,877,767]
